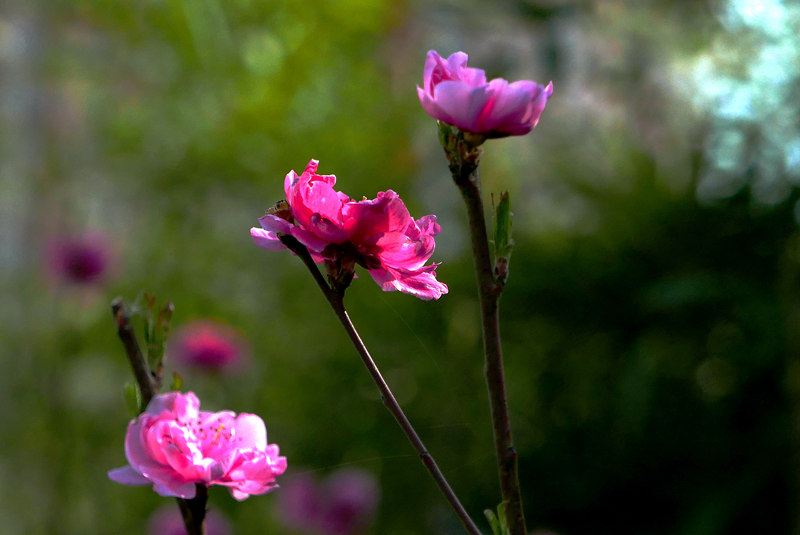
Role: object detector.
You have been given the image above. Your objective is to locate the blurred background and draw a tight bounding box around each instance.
[2,0,800,533]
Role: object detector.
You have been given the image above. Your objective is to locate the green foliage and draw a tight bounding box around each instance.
[170,372,184,392]
[123,383,142,418]
[133,291,174,382]
[492,191,513,281]
[485,502,510,535]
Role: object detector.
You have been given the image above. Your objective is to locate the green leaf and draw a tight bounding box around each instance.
[484,502,510,535]
[123,382,142,417]
[170,372,184,391]
[494,191,513,260]
[132,291,174,381]
[493,191,514,282]
[484,508,500,535]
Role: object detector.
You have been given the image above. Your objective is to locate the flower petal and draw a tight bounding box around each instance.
[108,466,151,486]
[368,265,448,300]
[234,413,268,450]
[251,227,286,251]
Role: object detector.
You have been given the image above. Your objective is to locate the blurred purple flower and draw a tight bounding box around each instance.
[148,504,231,535]
[46,231,112,285]
[277,468,379,535]
[169,320,250,372]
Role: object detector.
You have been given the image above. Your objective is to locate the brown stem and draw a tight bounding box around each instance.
[278,235,483,535]
[177,484,208,535]
[110,297,207,535]
[111,298,158,407]
[450,157,527,535]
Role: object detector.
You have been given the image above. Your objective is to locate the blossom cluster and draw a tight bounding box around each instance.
[109,48,552,531]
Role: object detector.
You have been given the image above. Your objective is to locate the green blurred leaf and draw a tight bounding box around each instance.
[132,291,174,380]
[123,382,142,417]
[493,191,513,281]
[484,502,509,535]
[170,372,184,392]
[493,191,513,259]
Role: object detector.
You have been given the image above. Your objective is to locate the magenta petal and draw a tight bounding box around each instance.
[368,266,448,300]
[309,214,349,243]
[258,214,293,234]
[108,466,151,486]
[343,191,410,243]
[414,215,441,236]
[300,182,343,227]
[290,227,331,253]
[374,231,435,271]
[251,228,286,251]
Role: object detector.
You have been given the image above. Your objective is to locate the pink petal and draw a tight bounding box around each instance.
[426,80,492,133]
[367,266,448,300]
[125,418,163,470]
[230,488,251,501]
[234,414,268,450]
[422,50,485,94]
[374,231,435,271]
[289,227,331,253]
[152,479,198,499]
[417,84,464,129]
[342,191,410,244]
[479,79,552,135]
[414,215,441,237]
[300,181,343,227]
[251,227,286,251]
[258,214,293,234]
[108,466,151,486]
[308,214,349,244]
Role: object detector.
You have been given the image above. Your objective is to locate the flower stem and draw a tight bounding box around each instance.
[279,235,483,535]
[449,156,527,535]
[177,484,208,535]
[111,297,208,535]
[112,298,157,408]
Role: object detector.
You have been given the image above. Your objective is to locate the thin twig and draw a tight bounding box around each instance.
[111,297,157,407]
[111,297,207,535]
[450,158,527,535]
[278,235,484,535]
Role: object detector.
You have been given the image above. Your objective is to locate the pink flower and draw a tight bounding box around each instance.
[169,320,250,372]
[108,392,287,501]
[46,231,112,285]
[148,504,231,535]
[276,468,380,535]
[250,160,448,301]
[417,50,553,138]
